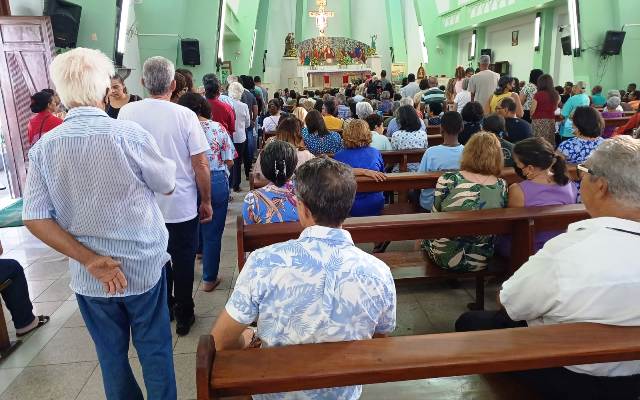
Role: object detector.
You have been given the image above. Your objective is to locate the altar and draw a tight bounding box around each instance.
[304,66,372,88]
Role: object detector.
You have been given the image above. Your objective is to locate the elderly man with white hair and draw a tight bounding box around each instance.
[22,48,177,399]
[456,136,640,399]
[386,97,426,137]
[118,56,212,337]
[227,81,251,192]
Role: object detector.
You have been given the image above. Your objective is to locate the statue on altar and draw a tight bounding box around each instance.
[284,32,297,57]
[370,34,377,51]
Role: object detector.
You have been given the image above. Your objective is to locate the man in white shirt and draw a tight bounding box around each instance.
[468,55,499,114]
[455,136,640,399]
[400,73,421,100]
[119,56,213,336]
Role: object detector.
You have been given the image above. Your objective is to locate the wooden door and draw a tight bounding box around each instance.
[0,17,55,197]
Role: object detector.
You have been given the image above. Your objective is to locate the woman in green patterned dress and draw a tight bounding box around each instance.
[424,132,508,271]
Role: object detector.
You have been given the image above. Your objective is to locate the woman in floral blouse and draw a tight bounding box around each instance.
[424,132,508,272]
[179,93,235,291]
[301,109,343,155]
[519,69,543,122]
[243,140,299,224]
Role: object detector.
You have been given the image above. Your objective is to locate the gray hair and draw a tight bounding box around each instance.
[49,48,114,108]
[399,97,414,107]
[335,93,346,104]
[479,54,491,65]
[143,56,175,95]
[606,96,621,109]
[607,89,621,99]
[228,81,244,101]
[294,157,356,227]
[587,136,640,207]
[462,77,471,91]
[356,101,374,119]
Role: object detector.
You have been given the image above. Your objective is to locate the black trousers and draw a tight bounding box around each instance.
[0,259,35,329]
[231,141,246,190]
[165,216,199,321]
[522,109,531,123]
[456,310,640,400]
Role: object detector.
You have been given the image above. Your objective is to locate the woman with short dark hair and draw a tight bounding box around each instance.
[301,110,343,155]
[390,105,428,171]
[243,140,299,224]
[106,75,141,119]
[27,89,63,145]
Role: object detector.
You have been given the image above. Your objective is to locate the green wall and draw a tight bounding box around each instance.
[74,0,117,58]
[223,0,260,77]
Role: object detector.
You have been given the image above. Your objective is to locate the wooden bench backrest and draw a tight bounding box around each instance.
[197,323,640,399]
[237,204,589,274]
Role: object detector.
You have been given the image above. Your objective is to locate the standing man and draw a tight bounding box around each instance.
[119,56,213,336]
[254,75,268,103]
[468,55,499,114]
[23,48,177,399]
[239,75,259,179]
[202,73,236,136]
[400,73,420,99]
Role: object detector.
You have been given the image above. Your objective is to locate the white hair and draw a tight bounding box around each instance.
[49,47,114,108]
[356,101,374,119]
[587,136,640,207]
[143,56,175,95]
[399,97,414,107]
[228,82,244,101]
[479,55,491,65]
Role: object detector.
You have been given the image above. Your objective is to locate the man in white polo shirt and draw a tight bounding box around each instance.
[468,55,499,114]
[456,136,640,399]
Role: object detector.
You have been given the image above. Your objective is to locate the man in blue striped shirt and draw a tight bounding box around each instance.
[22,48,178,400]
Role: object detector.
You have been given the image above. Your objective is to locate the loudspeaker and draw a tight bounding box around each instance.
[480,48,492,57]
[602,31,626,56]
[44,0,82,48]
[181,39,200,66]
[561,36,572,56]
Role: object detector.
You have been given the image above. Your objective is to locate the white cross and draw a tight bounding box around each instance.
[309,0,334,36]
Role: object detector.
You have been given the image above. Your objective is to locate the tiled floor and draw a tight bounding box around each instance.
[0,180,538,399]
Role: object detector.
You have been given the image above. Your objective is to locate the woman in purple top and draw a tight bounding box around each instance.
[497,137,577,256]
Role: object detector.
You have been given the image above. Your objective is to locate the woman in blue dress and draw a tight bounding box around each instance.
[334,119,386,217]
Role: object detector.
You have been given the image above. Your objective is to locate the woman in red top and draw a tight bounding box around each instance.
[27,90,63,145]
[530,74,560,146]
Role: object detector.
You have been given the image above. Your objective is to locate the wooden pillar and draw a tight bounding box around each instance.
[0,0,10,17]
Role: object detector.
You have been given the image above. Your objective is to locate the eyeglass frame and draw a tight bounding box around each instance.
[576,163,595,180]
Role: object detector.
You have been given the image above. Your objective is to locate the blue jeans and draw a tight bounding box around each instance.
[77,268,176,400]
[246,126,256,165]
[201,170,230,282]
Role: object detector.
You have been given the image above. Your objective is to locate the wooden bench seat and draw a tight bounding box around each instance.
[196,323,640,399]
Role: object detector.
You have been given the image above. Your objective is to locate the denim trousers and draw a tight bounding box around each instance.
[201,170,230,282]
[0,259,35,329]
[76,268,176,400]
[165,216,199,320]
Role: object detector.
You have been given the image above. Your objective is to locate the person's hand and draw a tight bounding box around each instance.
[241,327,261,349]
[0,240,3,256]
[85,256,127,295]
[199,202,213,224]
[365,170,387,182]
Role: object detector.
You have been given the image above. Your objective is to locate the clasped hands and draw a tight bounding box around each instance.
[85,255,128,295]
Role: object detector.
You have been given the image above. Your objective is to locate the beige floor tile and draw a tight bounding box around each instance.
[32,301,65,317]
[174,353,197,400]
[29,327,97,366]
[173,317,216,354]
[26,279,55,301]
[0,361,96,400]
[24,259,69,281]
[33,275,72,302]
[75,359,144,400]
[193,289,229,317]
[63,309,86,328]
[392,301,435,336]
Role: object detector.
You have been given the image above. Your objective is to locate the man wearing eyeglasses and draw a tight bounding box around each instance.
[455,136,640,399]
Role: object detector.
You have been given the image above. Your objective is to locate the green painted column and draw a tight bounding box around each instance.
[474,27,486,62]
[533,8,554,71]
[295,0,306,44]
[249,0,269,77]
[385,0,407,64]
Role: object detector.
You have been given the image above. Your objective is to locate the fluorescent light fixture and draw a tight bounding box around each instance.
[249,29,257,69]
[534,12,541,51]
[116,0,131,54]
[418,25,428,63]
[218,0,228,62]
[469,29,477,60]
[568,0,580,56]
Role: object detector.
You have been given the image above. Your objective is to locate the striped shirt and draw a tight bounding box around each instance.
[22,107,176,297]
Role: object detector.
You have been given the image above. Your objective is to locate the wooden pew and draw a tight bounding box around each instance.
[555,115,631,128]
[237,205,589,308]
[196,323,640,399]
[426,125,441,135]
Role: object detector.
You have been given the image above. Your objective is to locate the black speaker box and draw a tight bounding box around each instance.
[44,0,82,48]
[561,36,572,56]
[181,39,200,66]
[480,48,492,57]
[602,31,626,56]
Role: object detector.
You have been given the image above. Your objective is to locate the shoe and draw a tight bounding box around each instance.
[176,315,195,336]
[202,278,222,292]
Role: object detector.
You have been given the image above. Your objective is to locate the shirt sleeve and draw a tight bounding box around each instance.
[227,106,236,135]
[137,134,177,194]
[561,97,573,118]
[221,131,236,162]
[375,151,384,172]
[225,252,265,324]
[500,252,559,322]
[418,149,430,172]
[468,76,476,94]
[186,112,210,156]
[22,148,54,220]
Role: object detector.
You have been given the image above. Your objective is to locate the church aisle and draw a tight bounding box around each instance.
[0,178,532,399]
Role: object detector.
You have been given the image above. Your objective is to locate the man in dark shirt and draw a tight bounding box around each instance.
[497,97,532,143]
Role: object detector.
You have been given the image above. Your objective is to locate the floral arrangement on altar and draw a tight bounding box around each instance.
[366,47,377,56]
[309,56,321,67]
[296,37,371,66]
[338,54,354,66]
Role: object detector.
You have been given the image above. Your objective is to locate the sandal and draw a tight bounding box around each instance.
[16,315,50,337]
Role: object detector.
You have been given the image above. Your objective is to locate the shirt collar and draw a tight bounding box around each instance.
[299,225,354,245]
[64,106,109,122]
[570,217,640,234]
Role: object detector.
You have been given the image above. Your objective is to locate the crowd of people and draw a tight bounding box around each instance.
[15,46,640,400]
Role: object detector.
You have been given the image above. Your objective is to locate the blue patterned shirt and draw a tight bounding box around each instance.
[301,127,343,155]
[22,107,176,297]
[226,225,397,400]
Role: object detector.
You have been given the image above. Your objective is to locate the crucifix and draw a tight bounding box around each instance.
[309,0,334,37]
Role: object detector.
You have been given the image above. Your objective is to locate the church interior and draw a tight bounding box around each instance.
[0,0,639,399]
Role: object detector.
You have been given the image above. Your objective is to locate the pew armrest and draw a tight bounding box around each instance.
[196,335,216,400]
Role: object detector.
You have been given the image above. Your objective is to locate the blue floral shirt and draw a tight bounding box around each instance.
[200,120,236,173]
[226,225,397,400]
[558,137,605,165]
[242,182,299,224]
[301,127,343,155]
